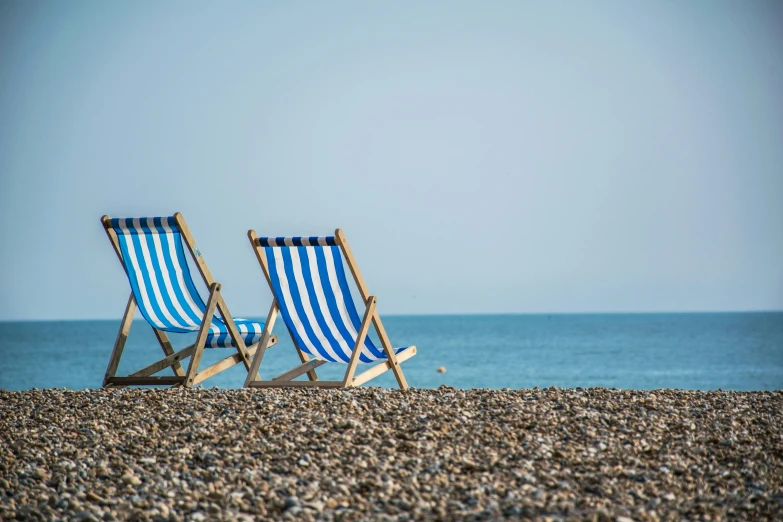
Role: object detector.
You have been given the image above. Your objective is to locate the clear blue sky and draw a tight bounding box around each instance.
[1,1,782,320]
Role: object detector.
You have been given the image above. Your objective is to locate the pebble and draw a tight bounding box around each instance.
[120,474,141,486]
[1,387,781,521]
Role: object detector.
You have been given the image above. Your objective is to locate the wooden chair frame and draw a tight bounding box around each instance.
[101,213,277,388]
[243,228,416,390]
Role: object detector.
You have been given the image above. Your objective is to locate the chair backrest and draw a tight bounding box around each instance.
[257,236,386,363]
[107,217,209,333]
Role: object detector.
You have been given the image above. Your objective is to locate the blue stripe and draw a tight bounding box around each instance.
[242,320,261,345]
[217,331,229,347]
[297,246,349,361]
[330,246,384,360]
[313,247,363,362]
[280,247,336,362]
[174,228,207,315]
[205,320,264,348]
[265,247,322,360]
[116,227,158,327]
[257,236,337,247]
[110,216,178,234]
[206,319,264,348]
[152,219,205,326]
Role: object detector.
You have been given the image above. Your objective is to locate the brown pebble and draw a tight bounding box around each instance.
[0,388,781,521]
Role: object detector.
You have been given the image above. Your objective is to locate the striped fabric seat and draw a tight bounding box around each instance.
[109,217,264,348]
[258,236,410,363]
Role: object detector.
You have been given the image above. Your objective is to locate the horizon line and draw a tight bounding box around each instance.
[1,309,782,323]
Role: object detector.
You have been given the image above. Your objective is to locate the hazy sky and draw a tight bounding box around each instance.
[1,1,782,320]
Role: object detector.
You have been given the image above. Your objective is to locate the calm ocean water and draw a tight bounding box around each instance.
[0,313,781,391]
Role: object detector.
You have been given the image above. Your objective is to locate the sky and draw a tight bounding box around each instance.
[0,1,782,320]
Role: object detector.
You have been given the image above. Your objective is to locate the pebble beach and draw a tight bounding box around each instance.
[1,387,781,521]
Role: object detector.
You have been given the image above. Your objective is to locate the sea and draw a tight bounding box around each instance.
[0,313,781,391]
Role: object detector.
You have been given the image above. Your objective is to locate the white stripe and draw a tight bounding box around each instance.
[208,323,222,347]
[272,248,331,361]
[133,219,182,328]
[120,224,165,329]
[209,323,224,347]
[304,246,353,361]
[317,237,328,246]
[136,218,189,329]
[289,248,344,362]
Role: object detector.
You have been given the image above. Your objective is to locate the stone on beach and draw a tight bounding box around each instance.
[1,387,781,521]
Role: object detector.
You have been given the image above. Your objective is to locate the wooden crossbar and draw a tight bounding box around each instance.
[106,336,278,389]
[352,346,417,386]
[153,330,185,376]
[192,337,277,385]
[248,380,345,389]
[272,359,328,381]
[131,343,197,378]
[107,376,186,386]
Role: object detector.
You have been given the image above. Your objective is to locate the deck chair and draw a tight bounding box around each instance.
[243,228,416,389]
[100,213,277,388]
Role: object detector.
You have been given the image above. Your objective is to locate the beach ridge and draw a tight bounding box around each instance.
[1,387,781,521]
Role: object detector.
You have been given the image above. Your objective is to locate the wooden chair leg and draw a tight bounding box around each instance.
[372,312,409,390]
[184,282,221,388]
[342,296,377,387]
[215,293,253,371]
[103,293,136,387]
[244,302,279,387]
[336,229,409,389]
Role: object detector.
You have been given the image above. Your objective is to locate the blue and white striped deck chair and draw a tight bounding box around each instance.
[100,213,277,388]
[243,228,416,389]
